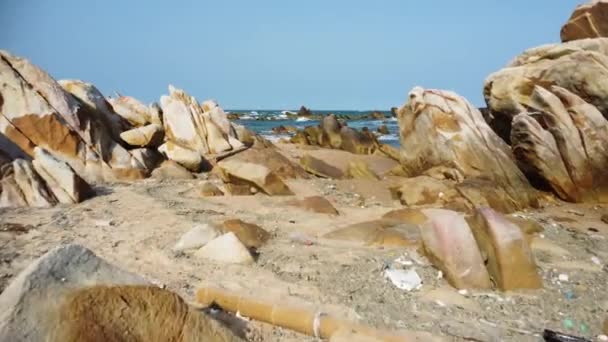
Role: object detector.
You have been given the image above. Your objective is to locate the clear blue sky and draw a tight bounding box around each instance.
[1,0,581,110]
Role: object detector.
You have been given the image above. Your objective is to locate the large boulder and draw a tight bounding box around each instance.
[484,38,608,141]
[0,159,57,208]
[0,50,148,182]
[107,95,162,127]
[561,1,608,42]
[398,87,537,212]
[511,86,608,202]
[217,159,293,196]
[120,123,164,147]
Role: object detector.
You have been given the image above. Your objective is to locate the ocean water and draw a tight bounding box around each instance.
[231,110,400,147]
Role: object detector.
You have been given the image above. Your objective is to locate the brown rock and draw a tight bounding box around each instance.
[220,219,270,249]
[420,209,492,289]
[604,318,608,334]
[602,214,608,224]
[223,183,253,196]
[286,196,339,215]
[197,181,224,197]
[151,160,195,180]
[300,154,345,179]
[0,159,57,208]
[339,126,376,154]
[297,105,312,117]
[217,159,293,196]
[346,160,379,180]
[561,1,608,42]
[377,124,389,135]
[290,131,310,145]
[120,124,164,147]
[221,143,308,180]
[51,285,242,342]
[323,220,418,247]
[382,208,429,225]
[400,87,537,212]
[377,144,400,161]
[506,216,544,236]
[390,176,459,207]
[468,208,542,290]
[321,115,343,149]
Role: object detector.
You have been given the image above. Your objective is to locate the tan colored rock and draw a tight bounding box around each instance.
[561,1,608,42]
[511,86,608,202]
[506,216,544,236]
[420,209,492,289]
[286,196,339,215]
[346,160,379,180]
[323,220,418,247]
[377,144,400,161]
[32,147,93,204]
[468,208,542,290]
[0,50,148,182]
[221,142,308,180]
[223,183,253,196]
[220,219,270,249]
[172,224,220,252]
[197,181,224,197]
[321,114,343,149]
[107,95,153,127]
[390,176,459,207]
[129,148,163,170]
[418,286,481,311]
[194,232,254,264]
[158,142,203,172]
[217,159,293,196]
[484,38,608,141]
[0,159,57,208]
[399,87,537,213]
[339,126,376,154]
[151,160,195,180]
[382,208,429,225]
[120,123,164,147]
[603,317,607,334]
[300,154,345,179]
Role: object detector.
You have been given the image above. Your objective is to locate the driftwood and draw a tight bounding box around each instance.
[196,287,411,342]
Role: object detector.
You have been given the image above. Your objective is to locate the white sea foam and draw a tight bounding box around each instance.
[378,134,399,141]
[296,117,311,122]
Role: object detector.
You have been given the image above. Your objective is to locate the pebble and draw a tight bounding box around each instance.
[591,256,602,265]
[558,274,569,282]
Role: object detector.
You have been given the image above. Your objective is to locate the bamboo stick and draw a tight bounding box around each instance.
[196,287,411,342]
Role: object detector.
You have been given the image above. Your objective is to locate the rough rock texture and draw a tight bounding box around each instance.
[194,232,254,264]
[32,147,93,204]
[107,96,160,127]
[197,181,224,197]
[51,285,243,342]
[158,141,203,172]
[561,1,608,42]
[346,160,379,180]
[217,159,293,196]
[0,244,147,342]
[0,50,148,182]
[0,159,57,208]
[300,154,345,179]
[398,87,537,212]
[120,124,164,147]
[484,38,608,142]
[151,160,195,180]
[285,196,339,215]
[172,224,221,252]
[323,220,419,247]
[420,209,492,289]
[220,219,270,249]
[510,86,608,202]
[468,208,542,290]
[390,176,459,207]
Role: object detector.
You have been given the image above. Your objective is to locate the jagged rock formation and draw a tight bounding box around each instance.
[397,87,538,213]
[561,0,608,42]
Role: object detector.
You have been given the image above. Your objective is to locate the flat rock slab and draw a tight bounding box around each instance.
[220,219,270,249]
[286,196,339,215]
[0,244,147,342]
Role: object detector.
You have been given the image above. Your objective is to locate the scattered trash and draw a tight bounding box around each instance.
[563,290,576,300]
[591,256,602,266]
[578,323,589,334]
[394,255,414,266]
[558,274,569,282]
[562,318,575,330]
[543,329,591,342]
[383,268,422,291]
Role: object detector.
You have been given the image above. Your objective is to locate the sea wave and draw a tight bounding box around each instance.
[295,117,311,122]
[378,134,399,141]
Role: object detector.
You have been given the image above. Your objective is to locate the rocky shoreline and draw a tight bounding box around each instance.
[1,1,608,341]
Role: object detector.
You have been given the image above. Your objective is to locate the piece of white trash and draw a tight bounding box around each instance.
[384,268,422,291]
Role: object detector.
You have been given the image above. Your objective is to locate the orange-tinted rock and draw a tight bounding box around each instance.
[390,176,459,207]
[420,209,492,289]
[150,160,195,180]
[223,183,253,196]
[0,159,57,208]
[561,1,608,42]
[323,220,418,247]
[382,208,429,225]
[300,154,345,179]
[339,126,376,154]
[197,181,224,197]
[468,208,542,290]
[285,196,339,215]
[217,159,293,196]
[220,219,270,249]
[221,142,308,180]
[346,160,379,180]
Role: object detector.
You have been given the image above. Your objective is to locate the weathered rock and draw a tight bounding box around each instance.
[484,38,608,141]
[0,148,10,168]
[468,208,542,290]
[323,220,418,247]
[286,196,339,215]
[321,114,343,149]
[377,124,389,135]
[300,154,345,179]
[399,87,537,212]
[151,160,195,180]
[130,147,163,170]
[232,124,256,147]
[339,126,376,154]
[346,160,379,180]
[220,219,270,249]
[32,147,93,204]
[197,181,224,197]
[217,159,293,196]
[290,131,310,145]
[0,244,147,342]
[506,216,544,236]
[158,142,203,172]
[390,176,459,207]
[223,183,254,196]
[0,50,148,182]
[194,232,254,264]
[511,85,608,202]
[120,123,164,147]
[420,209,492,289]
[107,95,154,127]
[51,285,243,342]
[381,208,429,225]
[298,105,312,117]
[377,144,400,161]
[222,142,308,180]
[172,224,221,252]
[561,1,608,42]
[0,159,57,207]
[59,79,130,141]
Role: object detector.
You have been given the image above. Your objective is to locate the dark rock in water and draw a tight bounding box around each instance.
[377,124,390,135]
[272,125,288,135]
[226,113,240,120]
[321,115,342,149]
[297,105,312,117]
[369,111,386,120]
[339,126,377,154]
[290,131,310,145]
[390,107,399,117]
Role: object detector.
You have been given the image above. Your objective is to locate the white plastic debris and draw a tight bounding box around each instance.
[558,274,569,282]
[437,270,443,279]
[394,255,414,266]
[591,256,602,266]
[458,289,469,296]
[384,268,422,291]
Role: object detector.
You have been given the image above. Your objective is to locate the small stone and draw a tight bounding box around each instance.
[172,224,220,252]
[194,232,254,264]
[558,274,569,282]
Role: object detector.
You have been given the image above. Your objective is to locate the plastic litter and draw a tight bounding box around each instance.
[383,268,422,291]
[543,329,591,342]
[563,319,574,330]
